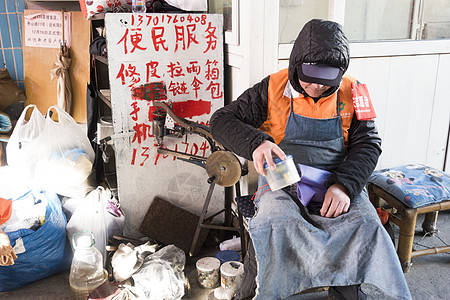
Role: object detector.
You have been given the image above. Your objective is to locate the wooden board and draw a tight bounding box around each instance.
[139,196,210,256]
[23,10,90,123]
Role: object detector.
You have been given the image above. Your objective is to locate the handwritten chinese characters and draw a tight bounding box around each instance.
[117,14,216,54]
[106,13,223,167]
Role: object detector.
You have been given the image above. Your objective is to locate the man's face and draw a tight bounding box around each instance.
[299,80,330,98]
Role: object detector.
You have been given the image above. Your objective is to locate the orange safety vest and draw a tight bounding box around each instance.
[259,69,356,148]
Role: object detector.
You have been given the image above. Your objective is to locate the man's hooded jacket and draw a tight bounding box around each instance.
[210,19,381,200]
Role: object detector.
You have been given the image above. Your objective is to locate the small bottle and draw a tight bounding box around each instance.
[219,236,241,252]
[69,232,107,300]
[132,0,146,13]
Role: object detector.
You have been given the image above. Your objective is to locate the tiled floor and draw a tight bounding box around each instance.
[1,211,450,300]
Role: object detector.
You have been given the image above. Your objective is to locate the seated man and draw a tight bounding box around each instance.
[210,19,411,300]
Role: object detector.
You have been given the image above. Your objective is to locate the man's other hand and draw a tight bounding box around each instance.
[320,183,350,218]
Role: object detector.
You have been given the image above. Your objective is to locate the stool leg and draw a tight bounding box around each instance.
[189,182,215,257]
[367,184,380,208]
[422,212,438,236]
[235,181,247,258]
[397,209,418,273]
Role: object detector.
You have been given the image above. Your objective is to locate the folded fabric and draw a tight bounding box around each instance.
[296,164,331,212]
[0,229,17,266]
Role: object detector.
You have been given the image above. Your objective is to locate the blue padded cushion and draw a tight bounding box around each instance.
[235,195,255,219]
[368,164,450,208]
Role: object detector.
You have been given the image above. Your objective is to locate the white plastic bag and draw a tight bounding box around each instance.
[34,105,95,197]
[66,186,125,262]
[6,105,45,184]
[131,245,186,300]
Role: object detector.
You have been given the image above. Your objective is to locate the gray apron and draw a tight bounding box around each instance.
[247,94,411,300]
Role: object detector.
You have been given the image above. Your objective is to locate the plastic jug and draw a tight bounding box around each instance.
[69,231,108,300]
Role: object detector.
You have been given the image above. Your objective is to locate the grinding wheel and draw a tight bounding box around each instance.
[205,151,242,187]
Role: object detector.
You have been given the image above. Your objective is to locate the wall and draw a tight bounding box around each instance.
[0,0,25,90]
[347,54,450,171]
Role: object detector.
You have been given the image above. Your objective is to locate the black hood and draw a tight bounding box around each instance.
[288,19,350,98]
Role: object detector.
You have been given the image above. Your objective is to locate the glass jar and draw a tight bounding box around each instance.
[196,257,220,288]
[220,261,244,290]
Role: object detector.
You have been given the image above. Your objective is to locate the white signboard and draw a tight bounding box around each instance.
[24,11,71,49]
[105,13,224,236]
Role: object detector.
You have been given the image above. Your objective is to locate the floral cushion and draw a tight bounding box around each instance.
[368,164,450,208]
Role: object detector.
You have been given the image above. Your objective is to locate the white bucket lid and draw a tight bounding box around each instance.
[220,261,244,277]
[196,257,221,272]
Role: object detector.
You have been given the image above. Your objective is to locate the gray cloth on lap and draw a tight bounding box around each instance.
[245,175,411,300]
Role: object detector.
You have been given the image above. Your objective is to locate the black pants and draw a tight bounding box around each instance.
[329,285,366,300]
[233,239,257,300]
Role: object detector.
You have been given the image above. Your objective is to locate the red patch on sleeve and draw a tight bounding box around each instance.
[351,82,376,120]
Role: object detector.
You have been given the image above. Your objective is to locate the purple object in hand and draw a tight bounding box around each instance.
[296,164,331,212]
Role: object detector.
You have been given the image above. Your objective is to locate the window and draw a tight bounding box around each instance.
[208,0,239,45]
[278,0,450,44]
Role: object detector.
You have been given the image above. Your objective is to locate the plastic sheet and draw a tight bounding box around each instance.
[132,244,186,300]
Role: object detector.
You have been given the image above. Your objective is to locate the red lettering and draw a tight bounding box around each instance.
[151,27,168,51]
[174,25,185,52]
[146,61,161,80]
[168,81,189,96]
[132,123,152,144]
[191,76,203,99]
[205,59,220,80]
[129,28,147,53]
[130,101,140,121]
[190,143,198,156]
[117,28,129,55]
[206,81,223,99]
[131,148,137,165]
[167,61,185,78]
[140,147,150,166]
[199,140,209,157]
[115,63,141,87]
[186,61,201,75]
[136,15,144,26]
[203,22,217,53]
[116,63,126,85]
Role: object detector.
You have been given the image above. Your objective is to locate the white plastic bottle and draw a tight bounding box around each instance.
[132,0,146,13]
[69,232,108,300]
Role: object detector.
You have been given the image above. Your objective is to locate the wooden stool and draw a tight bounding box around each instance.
[367,164,450,272]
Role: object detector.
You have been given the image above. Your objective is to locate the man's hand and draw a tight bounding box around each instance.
[252,140,286,176]
[320,183,350,218]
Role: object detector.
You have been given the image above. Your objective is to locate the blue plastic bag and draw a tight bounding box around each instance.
[0,190,71,291]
